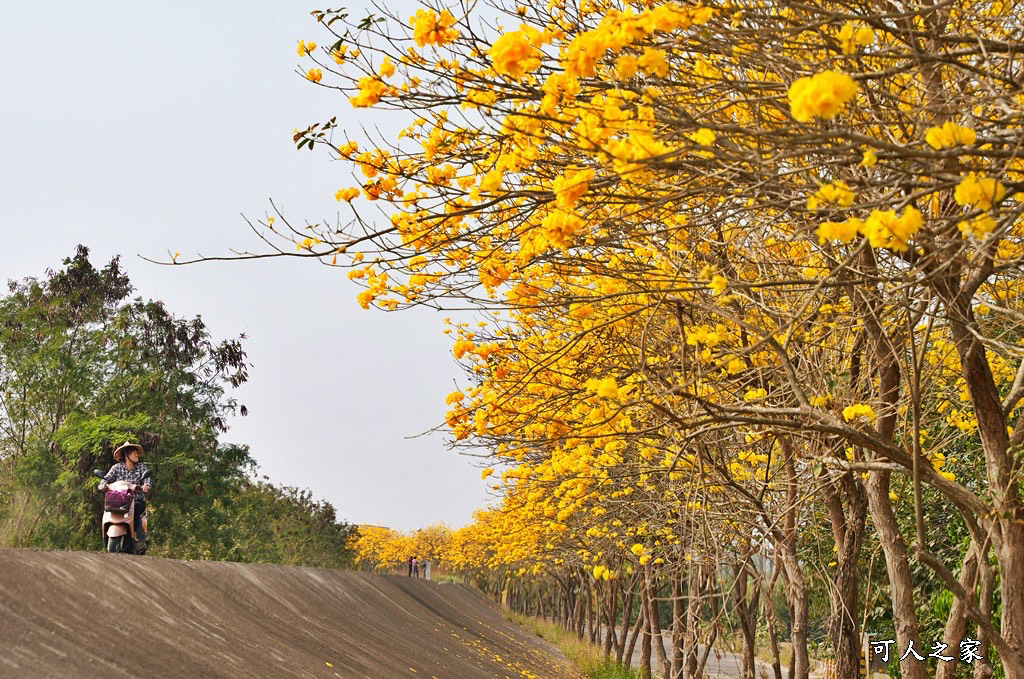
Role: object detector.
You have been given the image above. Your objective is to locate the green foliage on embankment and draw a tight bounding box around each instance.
[508,612,641,679]
[0,246,355,568]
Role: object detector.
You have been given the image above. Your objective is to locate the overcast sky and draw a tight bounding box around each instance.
[0,1,494,531]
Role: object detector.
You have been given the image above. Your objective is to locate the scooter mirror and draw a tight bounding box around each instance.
[141,470,152,481]
[92,470,105,478]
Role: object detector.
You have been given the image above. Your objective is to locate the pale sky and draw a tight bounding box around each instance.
[0,1,494,531]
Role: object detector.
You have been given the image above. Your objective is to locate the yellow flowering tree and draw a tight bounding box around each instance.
[201,0,1024,676]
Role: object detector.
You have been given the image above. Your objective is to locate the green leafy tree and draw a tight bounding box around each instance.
[0,246,354,568]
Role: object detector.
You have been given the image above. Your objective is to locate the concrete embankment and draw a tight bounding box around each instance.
[0,549,578,679]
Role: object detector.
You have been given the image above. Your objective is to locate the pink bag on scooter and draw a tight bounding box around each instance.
[103,489,132,513]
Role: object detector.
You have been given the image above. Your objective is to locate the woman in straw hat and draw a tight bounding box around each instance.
[98,442,153,552]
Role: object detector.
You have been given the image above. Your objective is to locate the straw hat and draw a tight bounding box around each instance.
[112,441,144,462]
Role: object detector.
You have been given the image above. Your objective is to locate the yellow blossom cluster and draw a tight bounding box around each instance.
[807,181,855,210]
[817,206,922,251]
[351,76,390,108]
[788,71,858,122]
[925,122,977,150]
[954,173,1005,211]
[411,9,459,47]
[837,22,873,55]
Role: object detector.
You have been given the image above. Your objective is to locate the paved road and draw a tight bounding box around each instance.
[601,627,778,678]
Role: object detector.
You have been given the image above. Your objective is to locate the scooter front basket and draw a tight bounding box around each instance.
[103,490,133,514]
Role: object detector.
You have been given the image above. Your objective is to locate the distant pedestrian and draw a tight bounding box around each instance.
[408,556,413,577]
[423,560,431,580]
[412,556,420,578]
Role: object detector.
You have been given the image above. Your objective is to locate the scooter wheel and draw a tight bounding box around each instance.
[107,535,126,553]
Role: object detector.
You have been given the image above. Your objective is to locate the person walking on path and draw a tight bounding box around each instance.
[412,556,420,578]
[408,556,413,577]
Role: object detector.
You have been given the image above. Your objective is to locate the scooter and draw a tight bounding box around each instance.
[92,469,151,554]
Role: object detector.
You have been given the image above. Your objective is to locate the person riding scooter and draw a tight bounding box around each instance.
[98,441,153,553]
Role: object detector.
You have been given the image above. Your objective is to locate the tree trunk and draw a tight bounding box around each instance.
[646,565,671,678]
[672,567,685,679]
[684,563,701,679]
[936,546,979,679]
[858,266,928,679]
[575,594,585,639]
[779,437,810,679]
[641,599,653,679]
[764,578,784,679]
[824,473,867,679]
[975,552,996,679]
[618,577,638,665]
[998,522,1024,677]
[626,601,646,669]
[944,292,1024,677]
[562,581,573,630]
[733,562,760,679]
[603,578,618,658]
[586,578,596,643]
[865,471,928,679]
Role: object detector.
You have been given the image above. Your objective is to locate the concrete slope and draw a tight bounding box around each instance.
[0,549,578,679]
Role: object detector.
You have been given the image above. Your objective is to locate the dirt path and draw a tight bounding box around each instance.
[0,549,578,679]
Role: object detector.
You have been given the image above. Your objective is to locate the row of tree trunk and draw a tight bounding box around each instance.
[491,557,810,679]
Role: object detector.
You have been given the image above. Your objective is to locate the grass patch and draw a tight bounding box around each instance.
[0,488,44,548]
[432,573,464,585]
[755,641,793,668]
[507,612,641,679]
